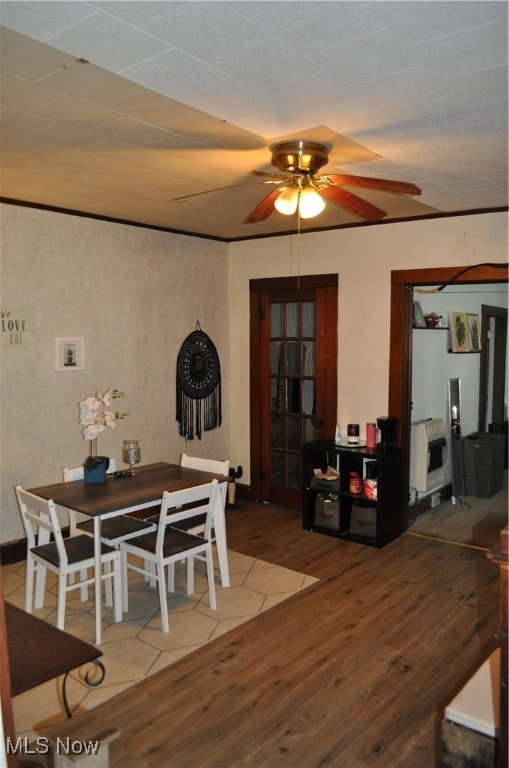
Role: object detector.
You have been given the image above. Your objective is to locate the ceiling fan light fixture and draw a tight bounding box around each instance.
[274,186,299,215]
[298,187,326,219]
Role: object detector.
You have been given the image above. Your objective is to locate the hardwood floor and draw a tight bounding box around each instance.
[93,503,499,768]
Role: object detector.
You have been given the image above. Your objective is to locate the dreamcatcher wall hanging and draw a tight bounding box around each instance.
[176,323,222,440]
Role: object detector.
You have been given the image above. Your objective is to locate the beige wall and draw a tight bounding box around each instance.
[228,213,508,487]
[1,204,507,543]
[0,204,230,543]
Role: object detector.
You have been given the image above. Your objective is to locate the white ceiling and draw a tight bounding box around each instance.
[0,0,507,241]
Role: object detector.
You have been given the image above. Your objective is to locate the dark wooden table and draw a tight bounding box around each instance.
[30,462,229,644]
[6,602,103,716]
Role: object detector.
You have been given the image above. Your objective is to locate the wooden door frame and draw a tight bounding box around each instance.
[249,274,338,504]
[389,263,508,527]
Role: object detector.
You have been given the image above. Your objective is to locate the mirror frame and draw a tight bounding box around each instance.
[388,263,508,528]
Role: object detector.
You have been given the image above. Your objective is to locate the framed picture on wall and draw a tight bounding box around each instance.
[448,312,470,353]
[467,313,481,351]
[55,337,85,371]
[413,301,426,328]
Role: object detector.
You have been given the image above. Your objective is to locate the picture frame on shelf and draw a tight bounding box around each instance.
[55,337,84,371]
[413,301,426,328]
[467,313,481,351]
[448,312,470,353]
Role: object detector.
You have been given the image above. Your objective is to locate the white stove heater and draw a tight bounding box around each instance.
[411,418,447,494]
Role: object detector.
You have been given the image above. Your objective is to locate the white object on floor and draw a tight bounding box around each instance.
[444,649,500,737]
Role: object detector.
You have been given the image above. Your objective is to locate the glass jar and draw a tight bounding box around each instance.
[349,471,363,495]
[122,439,141,475]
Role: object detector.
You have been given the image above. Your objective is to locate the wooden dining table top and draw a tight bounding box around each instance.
[6,602,102,696]
[30,461,228,518]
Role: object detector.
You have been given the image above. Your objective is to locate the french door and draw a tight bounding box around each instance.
[250,275,338,508]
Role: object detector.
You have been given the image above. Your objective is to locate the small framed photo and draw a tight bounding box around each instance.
[448,312,470,353]
[467,313,481,351]
[413,301,426,328]
[55,337,84,371]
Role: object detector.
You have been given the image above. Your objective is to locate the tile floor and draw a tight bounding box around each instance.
[3,549,317,740]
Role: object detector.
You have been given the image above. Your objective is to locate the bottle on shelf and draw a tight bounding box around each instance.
[335,423,341,446]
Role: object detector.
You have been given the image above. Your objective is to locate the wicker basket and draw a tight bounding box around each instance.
[314,493,341,531]
[462,432,505,498]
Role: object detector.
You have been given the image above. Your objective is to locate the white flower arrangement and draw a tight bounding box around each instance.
[79,387,128,441]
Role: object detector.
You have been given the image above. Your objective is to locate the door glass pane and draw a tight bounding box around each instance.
[287,453,300,488]
[286,342,301,376]
[286,302,298,337]
[302,301,315,337]
[271,415,283,448]
[303,341,315,375]
[286,379,300,413]
[270,341,283,375]
[302,380,315,415]
[271,450,284,486]
[271,303,283,337]
[287,416,301,451]
[271,378,283,411]
[304,417,315,443]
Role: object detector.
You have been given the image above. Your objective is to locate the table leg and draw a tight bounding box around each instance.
[93,517,102,645]
[214,482,230,588]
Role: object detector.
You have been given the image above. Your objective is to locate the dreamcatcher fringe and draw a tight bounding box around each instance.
[176,380,222,440]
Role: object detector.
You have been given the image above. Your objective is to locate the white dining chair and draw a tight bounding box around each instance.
[144,454,230,586]
[120,480,219,633]
[14,485,122,631]
[62,463,156,610]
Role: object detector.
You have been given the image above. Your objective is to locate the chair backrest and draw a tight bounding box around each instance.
[156,480,219,552]
[15,485,68,564]
[180,454,230,477]
[62,457,117,482]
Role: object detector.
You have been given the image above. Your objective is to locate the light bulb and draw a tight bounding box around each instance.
[274,187,299,215]
[298,187,326,219]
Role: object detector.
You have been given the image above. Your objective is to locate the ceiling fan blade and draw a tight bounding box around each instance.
[244,189,282,223]
[324,174,422,197]
[320,186,387,221]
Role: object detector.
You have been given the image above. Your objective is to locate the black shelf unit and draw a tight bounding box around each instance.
[303,439,403,548]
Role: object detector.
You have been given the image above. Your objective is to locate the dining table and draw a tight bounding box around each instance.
[30,462,230,644]
[6,601,104,716]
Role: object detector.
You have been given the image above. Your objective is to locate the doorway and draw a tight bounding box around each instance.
[389,264,508,526]
[250,274,338,508]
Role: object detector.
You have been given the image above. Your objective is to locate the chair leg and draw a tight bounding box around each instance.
[79,567,89,601]
[25,556,35,613]
[186,556,194,596]
[156,561,169,633]
[167,562,175,593]
[34,561,47,608]
[104,561,113,607]
[120,550,129,613]
[57,573,67,630]
[206,548,217,610]
[146,559,156,588]
[112,555,122,623]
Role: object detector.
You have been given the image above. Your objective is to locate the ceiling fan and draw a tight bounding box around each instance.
[171,140,422,223]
